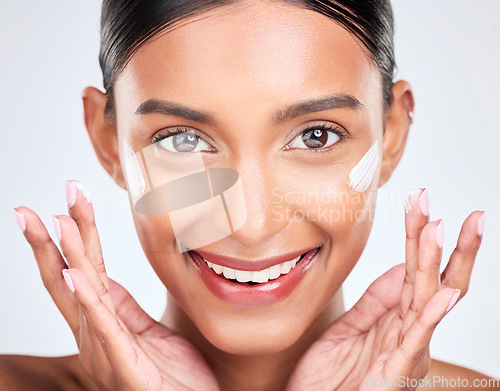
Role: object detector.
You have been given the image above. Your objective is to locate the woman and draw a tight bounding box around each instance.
[2,0,499,390]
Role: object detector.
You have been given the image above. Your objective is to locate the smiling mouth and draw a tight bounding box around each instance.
[193,250,313,285]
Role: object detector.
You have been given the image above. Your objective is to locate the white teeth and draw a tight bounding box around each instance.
[252,269,270,283]
[213,264,223,274]
[207,261,223,274]
[204,254,305,284]
[269,264,281,280]
[235,270,252,283]
[281,260,292,274]
[281,255,300,274]
[222,267,236,280]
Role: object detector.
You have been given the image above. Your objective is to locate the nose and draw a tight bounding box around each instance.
[225,159,290,248]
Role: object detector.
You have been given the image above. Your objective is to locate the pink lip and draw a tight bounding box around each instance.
[189,247,320,307]
[194,248,312,271]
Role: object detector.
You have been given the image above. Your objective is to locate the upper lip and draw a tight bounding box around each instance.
[192,248,317,271]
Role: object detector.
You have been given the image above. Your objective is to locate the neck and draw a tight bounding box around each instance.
[160,289,345,391]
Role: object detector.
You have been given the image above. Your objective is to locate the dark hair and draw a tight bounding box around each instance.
[99,0,395,117]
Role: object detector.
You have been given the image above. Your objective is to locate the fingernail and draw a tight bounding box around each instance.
[436,220,444,248]
[403,188,423,213]
[62,269,75,293]
[446,289,461,314]
[418,188,429,216]
[52,215,62,241]
[68,180,92,204]
[477,211,485,237]
[14,208,26,232]
[66,181,77,207]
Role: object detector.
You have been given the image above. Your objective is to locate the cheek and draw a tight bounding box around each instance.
[130,209,210,311]
[121,136,249,255]
[274,180,377,266]
[131,210,179,272]
[120,139,181,263]
[271,141,380,281]
[273,142,380,236]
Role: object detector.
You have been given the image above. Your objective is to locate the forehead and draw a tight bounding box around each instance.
[114,0,383,121]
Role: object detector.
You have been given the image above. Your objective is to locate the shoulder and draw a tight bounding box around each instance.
[0,353,99,391]
[416,358,500,391]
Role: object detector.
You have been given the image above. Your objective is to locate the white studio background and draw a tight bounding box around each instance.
[1,0,499,378]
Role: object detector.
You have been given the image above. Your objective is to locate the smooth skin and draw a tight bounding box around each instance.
[3,1,499,390]
[6,187,493,391]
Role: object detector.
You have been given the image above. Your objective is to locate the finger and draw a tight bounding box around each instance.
[82,309,119,390]
[65,180,109,290]
[72,282,114,388]
[108,278,160,335]
[401,188,430,316]
[402,220,443,335]
[53,214,116,315]
[74,304,112,390]
[14,207,79,333]
[84,278,159,388]
[54,209,120,381]
[67,269,133,391]
[328,264,405,337]
[384,287,460,383]
[64,268,158,389]
[441,211,485,299]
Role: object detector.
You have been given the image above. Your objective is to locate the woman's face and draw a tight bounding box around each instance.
[113,1,386,354]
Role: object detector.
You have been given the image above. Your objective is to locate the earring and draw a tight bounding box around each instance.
[408,111,414,124]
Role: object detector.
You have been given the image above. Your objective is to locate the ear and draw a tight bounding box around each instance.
[82,87,126,190]
[378,80,415,187]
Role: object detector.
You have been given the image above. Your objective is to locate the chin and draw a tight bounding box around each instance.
[199,313,309,356]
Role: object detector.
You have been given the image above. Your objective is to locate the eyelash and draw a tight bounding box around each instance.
[150,123,350,150]
[151,126,201,144]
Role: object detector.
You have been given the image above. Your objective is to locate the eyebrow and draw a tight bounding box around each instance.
[134,93,365,125]
[273,94,365,124]
[135,99,216,125]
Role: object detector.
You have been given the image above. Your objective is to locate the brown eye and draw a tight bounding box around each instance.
[289,127,341,150]
[301,129,328,148]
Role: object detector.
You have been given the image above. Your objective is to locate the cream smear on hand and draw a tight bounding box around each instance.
[69,180,92,203]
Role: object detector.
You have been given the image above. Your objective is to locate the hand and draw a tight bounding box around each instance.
[286,189,485,391]
[14,180,219,391]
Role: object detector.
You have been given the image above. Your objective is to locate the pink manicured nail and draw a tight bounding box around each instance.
[62,269,75,293]
[477,212,485,237]
[418,188,429,216]
[66,181,77,207]
[14,209,26,232]
[52,215,62,241]
[446,289,461,313]
[436,220,444,248]
[69,180,92,204]
[403,188,422,213]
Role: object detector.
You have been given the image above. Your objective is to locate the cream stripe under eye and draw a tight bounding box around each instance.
[348,140,380,192]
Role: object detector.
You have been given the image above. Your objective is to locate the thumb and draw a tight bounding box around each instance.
[329,264,405,338]
[384,287,461,383]
[108,277,159,334]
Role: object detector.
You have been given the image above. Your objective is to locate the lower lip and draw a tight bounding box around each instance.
[189,248,320,307]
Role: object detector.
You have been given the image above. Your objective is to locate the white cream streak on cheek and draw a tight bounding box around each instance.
[348,140,380,192]
[122,142,146,201]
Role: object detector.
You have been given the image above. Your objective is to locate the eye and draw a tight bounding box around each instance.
[287,125,344,150]
[152,128,214,153]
